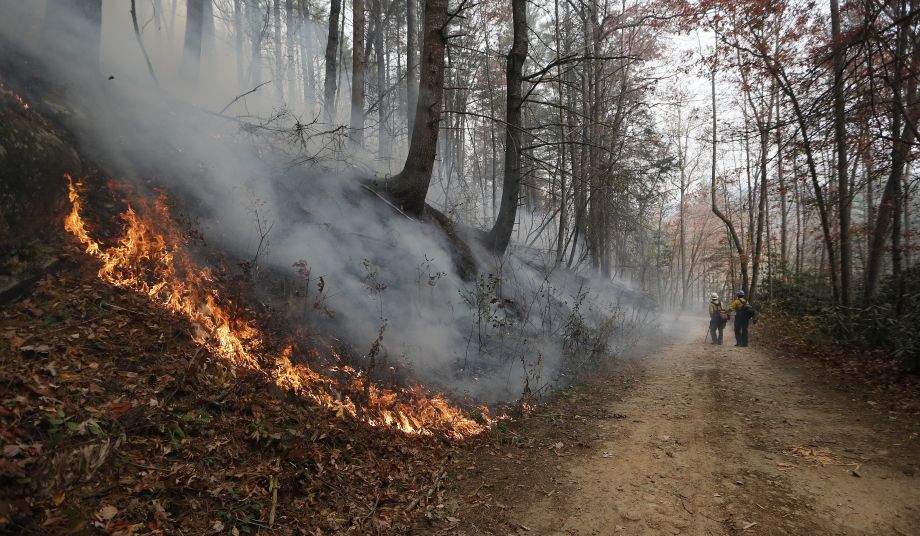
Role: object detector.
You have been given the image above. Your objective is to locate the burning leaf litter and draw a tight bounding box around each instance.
[64,175,494,439]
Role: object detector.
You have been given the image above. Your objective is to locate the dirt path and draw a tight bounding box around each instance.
[514,334,920,535]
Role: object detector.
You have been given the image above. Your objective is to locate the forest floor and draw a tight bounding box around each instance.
[421,319,920,536]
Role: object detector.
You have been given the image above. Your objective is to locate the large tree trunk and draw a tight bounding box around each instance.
[181,0,205,81]
[350,0,366,147]
[322,0,342,121]
[485,0,528,254]
[382,0,449,217]
[406,0,419,136]
[830,0,851,306]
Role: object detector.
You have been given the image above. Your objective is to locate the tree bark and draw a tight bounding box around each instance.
[285,0,297,103]
[382,0,449,217]
[323,0,342,121]
[234,0,245,89]
[486,0,528,255]
[250,0,266,86]
[374,0,389,159]
[181,0,205,81]
[350,0,366,147]
[406,0,419,136]
[300,0,315,115]
[273,0,283,102]
[830,0,851,306]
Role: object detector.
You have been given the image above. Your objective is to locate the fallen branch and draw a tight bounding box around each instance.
[219,81,273,115]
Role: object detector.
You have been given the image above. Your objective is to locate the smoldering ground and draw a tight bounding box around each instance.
[0,0,650,402]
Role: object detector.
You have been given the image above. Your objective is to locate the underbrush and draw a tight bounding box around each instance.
[760,266,920,372]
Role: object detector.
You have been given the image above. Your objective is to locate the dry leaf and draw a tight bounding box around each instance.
[97,504,118,521]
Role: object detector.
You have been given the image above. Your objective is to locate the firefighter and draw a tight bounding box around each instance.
[708,292,726,345]
[731,290,756,347]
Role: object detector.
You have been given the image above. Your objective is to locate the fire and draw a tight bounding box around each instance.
[0,82,30,111]
[64,176,492,438]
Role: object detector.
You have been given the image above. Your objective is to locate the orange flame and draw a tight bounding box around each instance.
[0,82,30,111]
[64,176,492,438]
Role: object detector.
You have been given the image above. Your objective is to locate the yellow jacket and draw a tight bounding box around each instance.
[708,300,724,318]
[731,298,747,312]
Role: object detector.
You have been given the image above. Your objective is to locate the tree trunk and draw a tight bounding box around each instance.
[776,93,788,277]
[234,0,245,89]
[272,0,283,101]
[181,0,205,81]
[286,0,297,102]
[763,57,839,302]
[866,1,919,301]
[382,0,449,217]
[300,0,316,115]
[830,0,851,306]
[202,0,214,59]
[323,0,342,121]
[485,0,528,255]
[350,0,366,147]
[374,0,389,159]
[250,1,265,86]
[406,0,419,136]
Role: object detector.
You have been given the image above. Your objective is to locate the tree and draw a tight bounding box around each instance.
[382,0,449,217]
[485,0,528,254]
[350,0,366,146]
[830,0,852,306]
[181,0,205,81]
[323,0,342,121]
[406,0,419,136]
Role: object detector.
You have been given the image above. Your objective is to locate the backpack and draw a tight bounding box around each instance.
[738,301,756,321]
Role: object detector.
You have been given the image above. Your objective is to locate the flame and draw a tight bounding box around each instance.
[0,82,30,111]
[64,176,492,438]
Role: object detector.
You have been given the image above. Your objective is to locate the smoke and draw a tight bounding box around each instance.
[1,0,650,402]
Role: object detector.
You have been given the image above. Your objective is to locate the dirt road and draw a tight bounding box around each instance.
[518,336,920,535]
[437,325,920,535]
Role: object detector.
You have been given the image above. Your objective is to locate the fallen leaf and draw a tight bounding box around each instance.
[97,504,118,521]
[52,491,66,506]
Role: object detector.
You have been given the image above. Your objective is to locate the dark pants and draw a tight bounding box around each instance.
[734,318,750,346]
[709,318,724,344]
